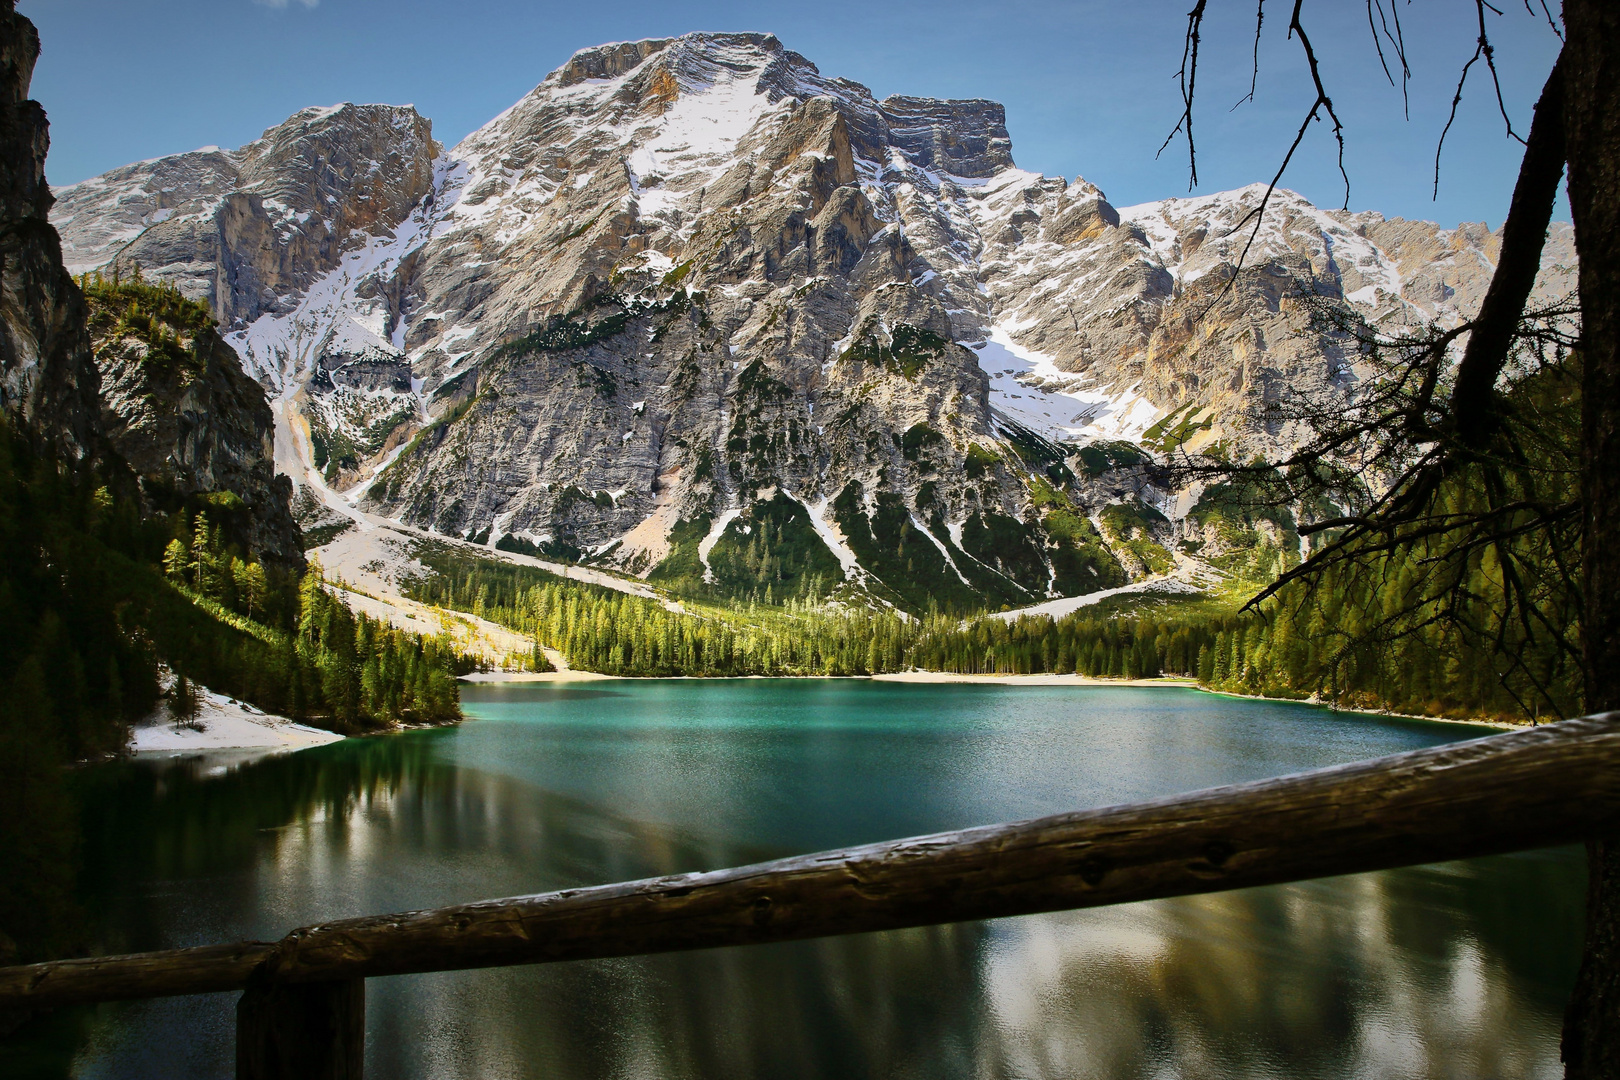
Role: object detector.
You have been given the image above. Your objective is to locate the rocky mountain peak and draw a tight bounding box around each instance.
[49,30,1578,613]
[553,33,811,92]
[53,101,437,328]
[236,103,438,224]
[875,96,1012,178]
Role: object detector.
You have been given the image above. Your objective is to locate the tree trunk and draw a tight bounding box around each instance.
[1562,0,1620,1075]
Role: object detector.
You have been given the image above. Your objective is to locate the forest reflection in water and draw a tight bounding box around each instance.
[12,683,1589,1079]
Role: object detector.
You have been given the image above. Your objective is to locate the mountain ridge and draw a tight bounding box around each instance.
[50,31,1577,613]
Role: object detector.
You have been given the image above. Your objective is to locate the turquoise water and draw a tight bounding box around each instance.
[5,682,1586,1078]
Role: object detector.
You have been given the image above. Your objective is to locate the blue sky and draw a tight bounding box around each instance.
[25,0,1564,227]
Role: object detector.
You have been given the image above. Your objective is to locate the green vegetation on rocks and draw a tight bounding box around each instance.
[1028,478,1127,595]
[494,291,693,360]
[837,322,950,380]
[80,271,214,384]
[1100,501,1176,576]
[1075,440,1149,478]
[1140,404,1214,453]
[1182,476,1300,583]
[831,482,986,613]
[651,494,845,605]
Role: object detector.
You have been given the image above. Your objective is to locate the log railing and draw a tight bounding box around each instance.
[4,713,1617,1078]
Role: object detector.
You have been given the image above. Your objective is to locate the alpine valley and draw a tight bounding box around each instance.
[51,31,1576,615]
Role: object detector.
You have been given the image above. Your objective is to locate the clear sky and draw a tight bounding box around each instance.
[23,0,1564,228]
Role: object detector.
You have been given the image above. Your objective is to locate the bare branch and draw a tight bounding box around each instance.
[1157,0,1210,189]
[1371,0,1412,117]
[1475,0,1528,146]
[1195,0,1348,321]
[1234,0,1266,109]
[1288,0,1351,210]
[1367,0,1397,89]
[1435,46,1484,199]
[1437,0,1532,198]
[1528,0,1563,40]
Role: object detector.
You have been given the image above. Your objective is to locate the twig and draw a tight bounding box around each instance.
[1436,0,1528,199]
[1196,0,1347,321]
[1234,0,1266,109]
[1158,0,1210,189]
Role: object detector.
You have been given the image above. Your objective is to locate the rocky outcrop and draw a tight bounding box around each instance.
[50,31,1578,611]
[875,96,1012,178]
[54,103,438,333]
[0,0,301,570]
[969,179,1576,453]
[0,0,100,458]
[85,282,303,566]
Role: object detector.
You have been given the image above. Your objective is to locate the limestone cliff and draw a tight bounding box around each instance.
[0,0,99,457]
[0,0,303,565]
[54,102,439,331]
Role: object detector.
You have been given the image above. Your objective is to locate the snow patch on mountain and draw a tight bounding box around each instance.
[975,332,1158,443]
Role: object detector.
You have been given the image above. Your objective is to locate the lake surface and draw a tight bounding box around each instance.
[3,682,1585,1079]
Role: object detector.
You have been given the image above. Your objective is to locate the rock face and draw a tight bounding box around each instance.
[0,0,100,457]
[975,182,1576,454]
[54,103,439,332]
[0,0,301,572]
[51,32,1577,610]
[85,283,303,565]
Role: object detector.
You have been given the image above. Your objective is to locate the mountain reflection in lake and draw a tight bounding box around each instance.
[10,683,1583,1080]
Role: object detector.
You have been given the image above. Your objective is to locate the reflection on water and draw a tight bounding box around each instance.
[3,682,1584,1079]
[979,867,1577,1080]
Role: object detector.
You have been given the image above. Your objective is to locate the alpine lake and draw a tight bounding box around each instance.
[3,680,1585,1079]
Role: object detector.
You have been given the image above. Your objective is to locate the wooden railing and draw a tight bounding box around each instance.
[3,714,1617,1079]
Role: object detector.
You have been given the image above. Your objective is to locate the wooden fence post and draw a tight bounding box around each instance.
[236,976,364,1080]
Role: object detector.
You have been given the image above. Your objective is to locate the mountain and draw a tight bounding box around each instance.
[50,32,1577,612]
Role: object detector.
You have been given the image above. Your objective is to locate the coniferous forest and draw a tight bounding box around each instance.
[0,312,467,962]
[407,433,1577,730]
[406,323,1583,728]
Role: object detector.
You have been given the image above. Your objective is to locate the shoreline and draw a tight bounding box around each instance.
[132,673,1518,753]
[459,668,1518,729]
[129,690,346,754]
[459,669,1196,689]
[1194,686,1522,731]
[460,669,618,683]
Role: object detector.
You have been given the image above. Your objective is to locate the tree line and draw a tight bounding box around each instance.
[414,532,1564,725]
[161,514,467,727]
[409,546,916,677]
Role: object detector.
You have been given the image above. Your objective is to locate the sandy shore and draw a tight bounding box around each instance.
[461,669,619,683]
[130,690,346,753]
[872,671,1198,687]
[461,669,1199,688]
